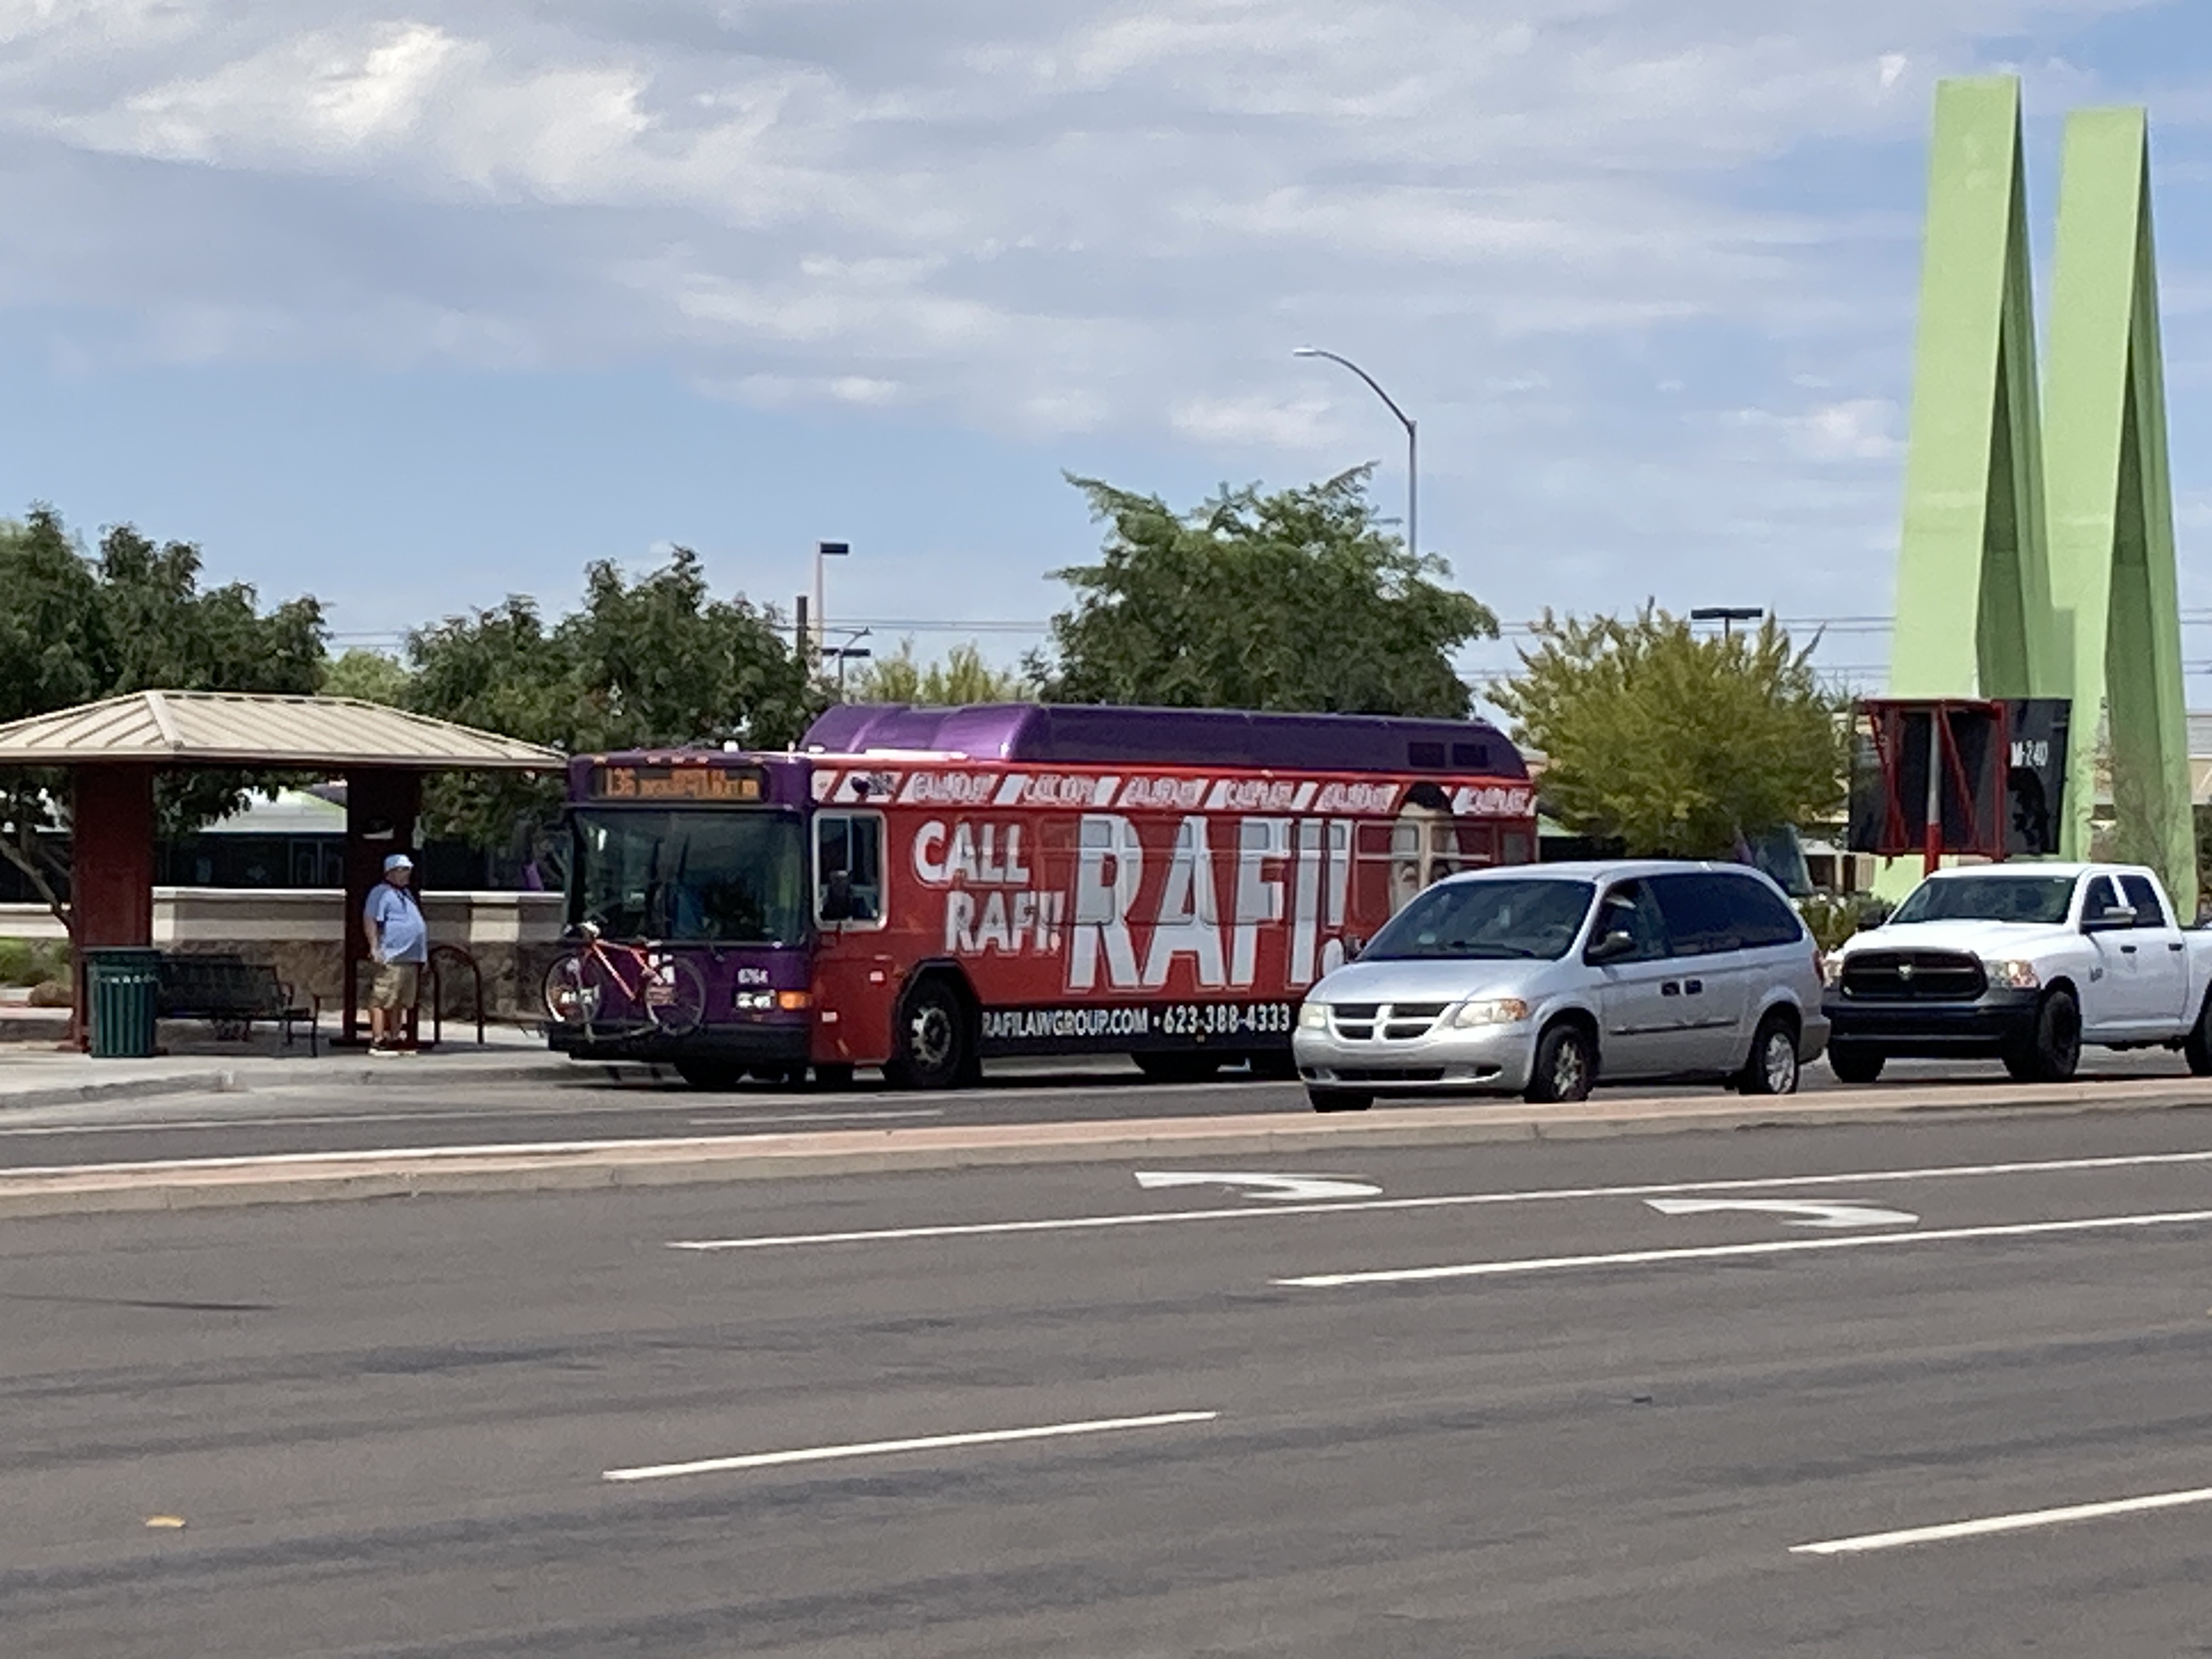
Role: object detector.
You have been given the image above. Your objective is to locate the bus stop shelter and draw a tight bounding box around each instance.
[0,691,562,1047]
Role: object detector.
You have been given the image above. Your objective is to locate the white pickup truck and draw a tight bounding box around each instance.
[1821,863,2212,1084]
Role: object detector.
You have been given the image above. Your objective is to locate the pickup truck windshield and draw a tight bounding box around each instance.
[1362,878,1596,962]
[1889,873,2077,927]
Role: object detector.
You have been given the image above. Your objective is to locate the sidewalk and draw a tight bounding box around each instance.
[0,1013,579,1110]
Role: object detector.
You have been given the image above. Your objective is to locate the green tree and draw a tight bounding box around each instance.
[404,548,817,852]
[1035,467,1496,716]
[1489,605,1848,858]
[850,639,1030,705]
[321,648,411,706]
[0,507,326,932]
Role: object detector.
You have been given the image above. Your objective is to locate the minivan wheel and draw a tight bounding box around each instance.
[1307,1087,1373,1114]
[1738,1012,1800,1096]
[1526,1023,1595,1104]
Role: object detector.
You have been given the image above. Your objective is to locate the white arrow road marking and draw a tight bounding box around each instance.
[1133,1171,1381,1202]
[1644,1197,1919,1229]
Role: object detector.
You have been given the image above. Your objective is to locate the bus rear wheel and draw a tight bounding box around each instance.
[884,977,975,1091]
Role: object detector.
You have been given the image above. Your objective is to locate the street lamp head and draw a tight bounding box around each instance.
[1291,346,1322,358]
[1690,606,1764,623]
[817,540,850,558]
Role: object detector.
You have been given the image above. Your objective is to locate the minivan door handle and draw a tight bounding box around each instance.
[2170,942,2187,953]
[2120,944,2138,955]
[1684,979,1705,995]
[1661,981,1681,997]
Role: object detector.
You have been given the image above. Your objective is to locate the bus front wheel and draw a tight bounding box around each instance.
[885,977,975,1091]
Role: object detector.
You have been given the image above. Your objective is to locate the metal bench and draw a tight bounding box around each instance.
[156,954,320,1053]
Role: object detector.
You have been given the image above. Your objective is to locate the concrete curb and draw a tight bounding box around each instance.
[4,1076,2212,1218]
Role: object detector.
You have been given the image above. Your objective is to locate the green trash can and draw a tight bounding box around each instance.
[86,947,162,1059]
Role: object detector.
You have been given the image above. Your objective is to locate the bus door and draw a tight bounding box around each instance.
[811,809,895,1064]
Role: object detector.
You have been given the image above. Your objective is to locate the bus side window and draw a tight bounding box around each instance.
[817,813,884,925]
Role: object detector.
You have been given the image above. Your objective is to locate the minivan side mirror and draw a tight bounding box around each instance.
[1586,929,1637,965]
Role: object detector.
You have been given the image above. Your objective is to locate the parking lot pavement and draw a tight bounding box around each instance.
[5,1109,2212,1655]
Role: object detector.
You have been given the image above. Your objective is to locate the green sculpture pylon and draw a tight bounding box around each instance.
[2045,106,2196,917]
[1889,77,2060,704]
[1884,80,2195,913]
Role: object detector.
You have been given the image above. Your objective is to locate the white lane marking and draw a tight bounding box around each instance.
[665,1147,2212,1252]
[1644,1197,1919,1229]
[601,1410,1218,1483]
[1273,1207,2212,1287]
[1133,1171,1380,1201]
[1793,1485,2212,1556]
[684,1110,944,1127]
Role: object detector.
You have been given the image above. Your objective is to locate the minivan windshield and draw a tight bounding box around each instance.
[1361,878,1597,962]
[1889,872,2076,927]
[569,808,808,944]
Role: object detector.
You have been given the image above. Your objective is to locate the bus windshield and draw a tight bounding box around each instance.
[1889,873,2076,927]
[1361,878,1597,962]
[569,808,809,945]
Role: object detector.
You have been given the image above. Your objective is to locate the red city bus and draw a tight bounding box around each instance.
[545,702,1537,1088]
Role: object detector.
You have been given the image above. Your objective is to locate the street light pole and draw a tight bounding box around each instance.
[812,540,850,667]
[1293,347,1417,560]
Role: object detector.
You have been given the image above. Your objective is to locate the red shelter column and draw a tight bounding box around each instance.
[70,763,157,1050]
[342,768,422,1045]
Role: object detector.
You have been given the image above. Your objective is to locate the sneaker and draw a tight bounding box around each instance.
[369,1042,398,1059]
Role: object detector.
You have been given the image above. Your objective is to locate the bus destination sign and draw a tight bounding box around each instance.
[590,763,765,803]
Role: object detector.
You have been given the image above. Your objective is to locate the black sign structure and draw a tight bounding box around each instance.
[1847,698,2069,860]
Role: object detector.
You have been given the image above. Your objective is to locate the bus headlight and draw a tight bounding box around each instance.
[1451,998,1531,1029]
[1297,1002,1329,1030]
[1983,959,2041,991]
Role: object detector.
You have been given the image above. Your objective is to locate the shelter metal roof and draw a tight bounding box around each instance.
[0,692,561,770]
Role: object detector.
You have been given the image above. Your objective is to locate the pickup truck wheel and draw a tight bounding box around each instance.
[1737,1012,1800,1096]
[2187,994,2212,1077]
[2007,988,2082,1084]
[1828,1043,1884,1085]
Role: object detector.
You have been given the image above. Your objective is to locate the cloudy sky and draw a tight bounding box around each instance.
[3,1,2210,696]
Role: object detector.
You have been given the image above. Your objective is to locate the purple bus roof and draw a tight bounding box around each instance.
[800,702,1528,780]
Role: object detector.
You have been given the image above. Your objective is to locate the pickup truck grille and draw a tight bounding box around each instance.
[1840,950,1987,1002]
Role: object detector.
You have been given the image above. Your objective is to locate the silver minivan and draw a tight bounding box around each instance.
[1292,860,1830,1111]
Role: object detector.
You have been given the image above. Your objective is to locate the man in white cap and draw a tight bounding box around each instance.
[364,852,428,1054]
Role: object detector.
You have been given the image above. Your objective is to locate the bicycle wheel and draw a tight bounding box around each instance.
[641,953,709,1037]
[543,953,596,1026]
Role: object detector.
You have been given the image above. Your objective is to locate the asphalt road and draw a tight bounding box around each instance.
[2,1046,2208,1166]
[8,1110,2212,1655]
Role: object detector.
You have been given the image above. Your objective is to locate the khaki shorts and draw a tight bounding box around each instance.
[368,961,421,1011]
